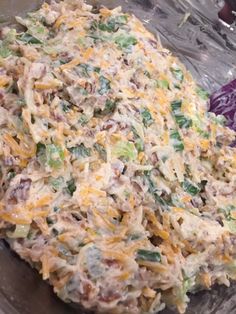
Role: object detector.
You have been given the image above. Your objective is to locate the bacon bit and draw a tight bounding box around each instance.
[99,290,121,303]
[81,282,93,301]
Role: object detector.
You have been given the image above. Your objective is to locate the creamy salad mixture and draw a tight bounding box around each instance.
[0,1,236,313]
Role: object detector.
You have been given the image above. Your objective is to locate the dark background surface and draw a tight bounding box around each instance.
[0,1,236,313]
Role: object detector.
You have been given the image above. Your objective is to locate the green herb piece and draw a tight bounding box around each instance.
[192,114,210,138]
[144,70,151,78]
[144,172,170,209]
[134,138,144,153]
[196,86,209,100]
[132,126,144,152]
[53,206,60,213]
[36,142,46,155]
[98,76,111,95]
[115,34,137,50]
[113,141,137,161]
[61,100,72,112]
[171,100,192,129]
[174,84,181,90]
[50,176,64,192]
[207,113,227,126]
[18,32,42,44]
[0,29,17,58]
[170,67,184,83]
[141,108,154,127]
[182,179,200,196]
[7,169,16,180]
[75,86,88,96]
[136,249,161,262]
[78,114,89,126]
[171,100,182,112]
[161,156,168,163]
[88,34,111,42]
[68,144,91,158]
[129,234,141,241]
[75,63,101,77]
[0,43,12,58]
[98,15,128,32]
[94,99,117,116]
[36,142,46,165]
[46,216,57,225]
[66,178,76,196]
[46,144,65,169]
[179,277,194,299]
[218,205,236,221]
[223,220,236,234]
[170,130,184,152]
[94,143,107,161]
[175,115,193,128]
[156,79,169,89]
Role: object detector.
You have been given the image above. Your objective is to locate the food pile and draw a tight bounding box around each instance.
[0,1,235,313]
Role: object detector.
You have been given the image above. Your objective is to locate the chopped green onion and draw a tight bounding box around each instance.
[144,172,170,210]
[49,176,64,192]
[141,108,154,127]
[7,169,16,180]
[170,67,184,83]
[144,70,151,78]
[98,76,111,95]
[223,220,236,234]
[18,32,42,44]
[0,43,12,58]
[61,100,72,112]
[171,100,182,112]
[94,143,107,161]
[156,79,169,89]
[46,144,65,169]
[75,63,101,77]
[218,205,236,221]
[68,143,91,158]
[170,130,184,152]
[196,86,209,100]
[113,141,137,161]
[78,114,89,126]
[98,15,128,32]
[66,178,76,196]
[94,99,117,116]
[136,249,161,262]
[171,100,192,129]
[182,179,200,196]
[115,35,137,50]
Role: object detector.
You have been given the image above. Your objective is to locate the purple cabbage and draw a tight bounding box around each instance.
[209,79,236,146]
